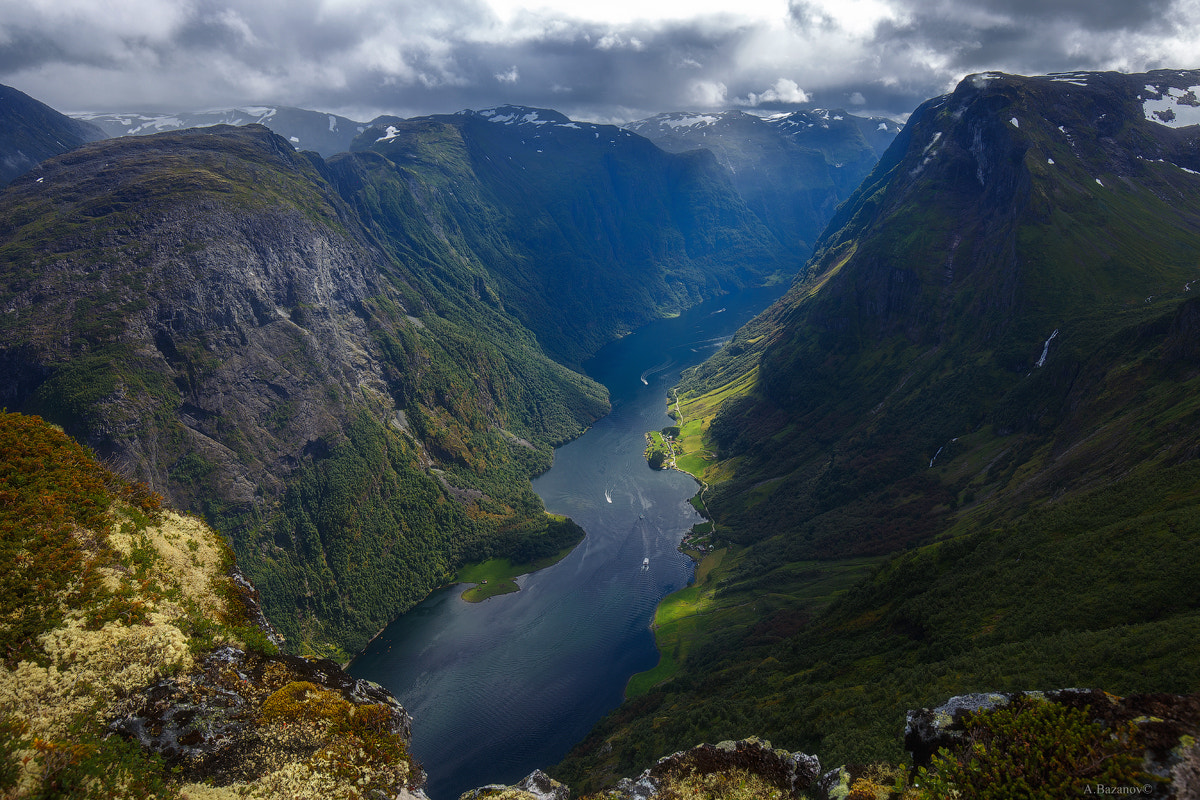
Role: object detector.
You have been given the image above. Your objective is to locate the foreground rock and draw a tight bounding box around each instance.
[466,739,819,800]
[0,412,422,799]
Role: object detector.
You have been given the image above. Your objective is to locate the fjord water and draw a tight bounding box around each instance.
[348,285,787,799]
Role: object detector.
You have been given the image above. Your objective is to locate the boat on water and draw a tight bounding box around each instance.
[605,489,612,503]
[642,557,650,569]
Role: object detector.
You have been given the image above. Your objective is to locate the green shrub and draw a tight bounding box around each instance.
[913,698,1159,799]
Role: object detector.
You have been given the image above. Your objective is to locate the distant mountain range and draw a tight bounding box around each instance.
[73,106,367,157]
[557,68,1200,788]
[626,108,901,257]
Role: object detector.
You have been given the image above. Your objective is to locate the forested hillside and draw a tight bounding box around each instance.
[556,69,1200,788]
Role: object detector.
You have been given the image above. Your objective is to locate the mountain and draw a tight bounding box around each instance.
[0,123,608,658]
[556,69,1200,787]
[75,105,365,156]
[351,105,787,365]
[0,83,107,186]
[625,109,901,257]
[0,102,784,658]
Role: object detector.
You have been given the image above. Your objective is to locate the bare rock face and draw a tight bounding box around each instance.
[110,645,420,792]
[458,770,570,800]
[607,738,821,800]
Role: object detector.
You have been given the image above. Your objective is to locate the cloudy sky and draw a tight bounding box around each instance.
[2,0,1198,123]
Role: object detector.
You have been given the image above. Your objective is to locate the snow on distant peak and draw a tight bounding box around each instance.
[662,114,721,129]
[1142,85,1200,128]
[375,125,402,143]
[1045,73,1090,86]
[970,72,1005,88]
[481,107,550,126]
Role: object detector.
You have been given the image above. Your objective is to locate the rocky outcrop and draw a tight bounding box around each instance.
[614,738,820,800]
[111,646,422,796]
[0,412,421,799]
[459,770,569,800]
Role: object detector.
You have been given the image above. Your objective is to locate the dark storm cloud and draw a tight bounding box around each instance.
[863,0,1180,77]
[1,0,1196,122]
[286,17,756,121]
[0,29,74,73]
[937,0,1174,32]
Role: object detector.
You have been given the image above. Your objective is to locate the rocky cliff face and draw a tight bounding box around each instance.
[0,123,614,656]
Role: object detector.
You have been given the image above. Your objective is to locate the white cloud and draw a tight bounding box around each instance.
[485,0,788,26]
[689,79,729,106]
[738,77,811,106]
[848,90,866,104]
[495,65,520,83]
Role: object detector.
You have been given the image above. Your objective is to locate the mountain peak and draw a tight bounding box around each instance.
[466,105,576,127]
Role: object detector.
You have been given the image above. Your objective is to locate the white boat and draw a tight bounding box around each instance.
[605,489,612,503]
[642,557,650,569]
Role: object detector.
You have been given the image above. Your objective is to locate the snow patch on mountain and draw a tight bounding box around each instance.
[1044,72,1090,86]
[375,125,401,143]
[74,107,278,136]
[1142,86,1200,127]
[662,114,721,129]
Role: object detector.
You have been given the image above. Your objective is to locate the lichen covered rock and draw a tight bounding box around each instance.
[593,738,820,800]
[459,769,569,800]
[0,412,419,799]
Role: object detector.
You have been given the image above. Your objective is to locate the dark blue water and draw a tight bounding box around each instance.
[347,285,786,799]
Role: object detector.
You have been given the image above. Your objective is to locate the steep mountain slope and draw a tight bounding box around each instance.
[626,109,900,257]
[0,83,106,185]
[76,106,364,157]
[0,123,607,657]
[556,69,1200,787]
[352,106,787,365]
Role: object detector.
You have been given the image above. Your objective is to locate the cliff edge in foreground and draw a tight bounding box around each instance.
[0,410,422,799]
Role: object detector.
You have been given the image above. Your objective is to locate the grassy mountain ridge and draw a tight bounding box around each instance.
[554,69,1200,788]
